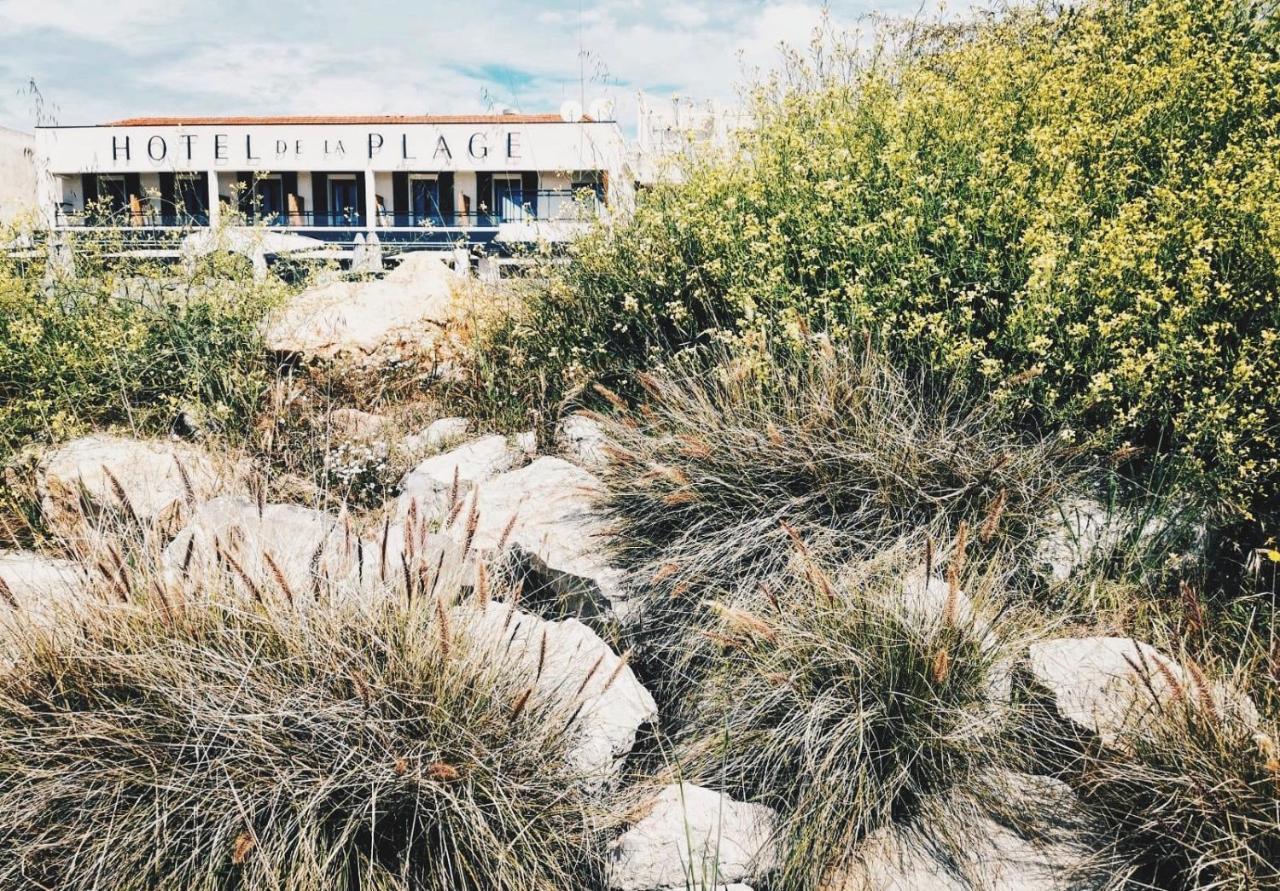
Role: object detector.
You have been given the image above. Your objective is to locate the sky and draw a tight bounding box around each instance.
[0,0,969,134]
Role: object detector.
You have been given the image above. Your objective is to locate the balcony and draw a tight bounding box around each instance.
[51,189,604,247]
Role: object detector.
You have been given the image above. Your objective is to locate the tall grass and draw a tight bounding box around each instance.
[0,567,608,889]
[676,539,1038,890]
[0,227,291,541]
[1031,642,1280,889]
[594,340,1069,705]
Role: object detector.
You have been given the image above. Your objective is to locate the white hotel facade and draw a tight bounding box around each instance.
[31,113,630,251]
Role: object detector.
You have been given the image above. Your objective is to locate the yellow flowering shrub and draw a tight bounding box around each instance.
[483,0,1280,520]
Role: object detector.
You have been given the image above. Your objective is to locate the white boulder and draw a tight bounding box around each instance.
[163,496,372,603]
[457,457,629,620]
[1036,496,1200,583]
[401,417,471,454]
[38,435,223,538]
[557,413,611,468]
[329,408,390,441]
[461,601,656,779]
[0,551,92,661]
[1026,636,1260,746]
[264,251,456,363]
[607,783,781,890]
[396,435,523,524]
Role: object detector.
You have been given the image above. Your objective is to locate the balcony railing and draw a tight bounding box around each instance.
[53,189,603,231]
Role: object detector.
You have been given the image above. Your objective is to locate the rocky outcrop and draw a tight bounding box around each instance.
[461,601,656,779]
[607,783,781,891]
[1035,497,1201,583]
[328,408,390,441]
[456,456,629,621]
[833,772,1105,890]
[0,551,91,661]
[1025,636,1260,746]
[162,496,371,603]
[557,413,610,468]
[38,435,224,539]
[401,417,471,454]
[264,252,457,363]
[396,435,523,524]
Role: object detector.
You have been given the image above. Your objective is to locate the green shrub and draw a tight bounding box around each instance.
[0,232,287,462]
[481,0,1280,523]
[677,542,1035,889]
[0,585,607,889]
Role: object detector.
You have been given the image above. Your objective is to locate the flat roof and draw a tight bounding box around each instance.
[92,114,599,127]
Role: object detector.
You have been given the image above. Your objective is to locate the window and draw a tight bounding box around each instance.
[98,175,129,216]
[176,174,208,225]
[410,176,440,225]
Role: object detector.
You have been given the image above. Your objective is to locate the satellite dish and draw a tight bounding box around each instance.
[588,98,615,121]
[560,100,584,123]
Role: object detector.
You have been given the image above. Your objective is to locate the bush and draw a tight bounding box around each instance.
[0,232,288,464]
[0,585,607,889]
[1055,662,1280,888]
[677,541,1035,889]
[479,0,1280,524]
[594,341,1069,702]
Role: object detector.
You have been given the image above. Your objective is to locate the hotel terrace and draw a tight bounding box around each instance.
[31,112,630,253]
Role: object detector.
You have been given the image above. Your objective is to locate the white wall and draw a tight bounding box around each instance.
[0,126,37,225]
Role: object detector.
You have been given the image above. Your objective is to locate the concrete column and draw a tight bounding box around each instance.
[363,168,377,231]
[35,167,56,228]
[207,170,220,227]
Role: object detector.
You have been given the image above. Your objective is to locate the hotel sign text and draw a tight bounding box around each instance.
[112,130,524,165]
[36,121,621,174]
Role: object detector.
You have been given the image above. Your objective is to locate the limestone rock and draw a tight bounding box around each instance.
[38,435,223,539]
[462,601,657,779]
[0,551,91,661]
[1035,496,1201,583]
[557,413,610,468]
[834,772,1104,891]
[401,417,471,454]
[329,408,390,441]
[608,783,781,890]
[459,457,629,620]
[396,435,522,524]
[514,429,538,456]
[264,251,455,363]
[1025,636,1260,746]
[163,496,372,603]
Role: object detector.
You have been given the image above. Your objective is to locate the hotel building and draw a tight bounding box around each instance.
[31,113,629,251]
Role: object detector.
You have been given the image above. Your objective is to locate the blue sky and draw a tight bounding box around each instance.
[0,0,964,133]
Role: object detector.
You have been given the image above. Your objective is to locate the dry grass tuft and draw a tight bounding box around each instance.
[677,544,1036,889]
[0,566,608,890]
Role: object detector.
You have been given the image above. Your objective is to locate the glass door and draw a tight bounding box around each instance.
[329,178,360,226]
[411,176,440,226]
[253,177,284,224]
[177,174,208,225]
[492,175,523,223]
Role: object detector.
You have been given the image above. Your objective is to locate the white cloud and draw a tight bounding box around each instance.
[0,1,979,131]
[0,0,189,49]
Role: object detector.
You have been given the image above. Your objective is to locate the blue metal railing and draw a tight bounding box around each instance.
[53,189,603,231]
